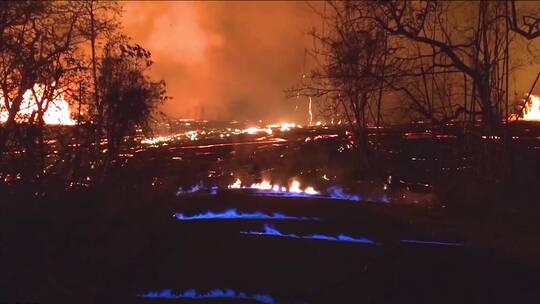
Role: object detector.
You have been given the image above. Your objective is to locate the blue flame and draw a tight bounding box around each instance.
[379,194,390,203]
[177,182,388,203]
[244,191,326,199]
[241,225,462,247]
[400,239,463,246]
[244,186,371,202]
[241,224,376,244]
[174,208,318,221]
[139,288,275,303]
[176,184,201,195]
[326,186,361,201]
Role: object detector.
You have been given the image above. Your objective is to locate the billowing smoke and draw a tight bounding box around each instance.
[122,1,321,122]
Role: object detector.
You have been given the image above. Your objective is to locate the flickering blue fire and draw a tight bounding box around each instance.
[174,208,318,221]
[177,182,389,204]
[326,186,361,201]
[247,186,391,203]
[176,184,201,195]
[139,288,275,304]
[241,224,377,244]
[243,190,328,199]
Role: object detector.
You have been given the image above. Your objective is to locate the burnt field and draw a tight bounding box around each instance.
[2,121,540,303]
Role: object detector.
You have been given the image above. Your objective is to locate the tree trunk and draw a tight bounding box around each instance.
[0,85,29,158]
[477,74,496,132]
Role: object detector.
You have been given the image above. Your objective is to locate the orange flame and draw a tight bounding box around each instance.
[0,84,75,125]
[521,94,540,121]
[510,94,540,121]
[227,178,319,195]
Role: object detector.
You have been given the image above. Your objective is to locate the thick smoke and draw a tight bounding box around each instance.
[122,1,321,122]
[122,1,540,122]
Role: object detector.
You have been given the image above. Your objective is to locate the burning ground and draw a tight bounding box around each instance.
[2,118,540,303]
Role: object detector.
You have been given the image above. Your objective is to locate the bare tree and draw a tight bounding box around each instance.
[289,1,398,169]
[98,35,167,175]
[0,2,83,158]
[361,0,540,131]
[76,0,121,137]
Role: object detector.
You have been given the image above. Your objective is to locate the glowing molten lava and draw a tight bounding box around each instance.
[0,84,75,125]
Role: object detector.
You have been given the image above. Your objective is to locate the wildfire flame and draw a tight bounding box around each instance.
[521,94,540,121]
[0,84,75,125]
[227,178,320,195]
[511,94,540,121]
[178,178,374,202]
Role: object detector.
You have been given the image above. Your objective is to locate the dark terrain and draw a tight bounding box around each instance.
[2,121,540,303]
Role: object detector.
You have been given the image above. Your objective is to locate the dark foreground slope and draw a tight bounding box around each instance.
[1,187,539,304]
[2,122,540,303]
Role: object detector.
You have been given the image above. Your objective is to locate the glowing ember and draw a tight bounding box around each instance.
[228,178,242,189]
[265,122,301,131]
[288,180,302,193]
[0,84,75,125]
[308,96,313,126]
[244,127,272,135]
[279,122,296,131]
[140,130,204,145]
[141,135,176,145]
[186,130,198,140]
[304,186,318,195]
[251,180,273,190]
